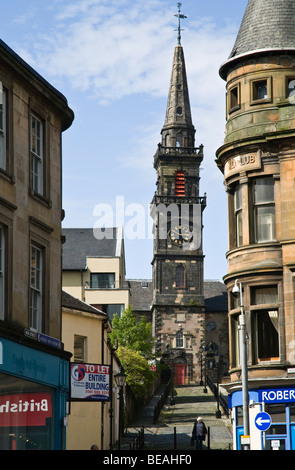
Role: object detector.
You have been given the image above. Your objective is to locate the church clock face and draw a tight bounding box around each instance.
[170,224,192,246]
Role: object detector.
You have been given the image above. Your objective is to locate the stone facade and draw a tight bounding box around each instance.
[0,38,74,450]
[216,0,295,387]
[151,44,228,384]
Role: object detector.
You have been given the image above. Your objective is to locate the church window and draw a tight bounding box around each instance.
[176,330,184,348]
[176,265,185,288]
[176,106,182,116]
[175,171,185,196]
[176,133,184,147]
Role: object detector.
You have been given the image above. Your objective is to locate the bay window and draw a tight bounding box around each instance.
[253,177,276,242]
[234,184,243,247]
[251,286,279,363]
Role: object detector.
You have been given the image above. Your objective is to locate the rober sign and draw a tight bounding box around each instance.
[258,388,295,403]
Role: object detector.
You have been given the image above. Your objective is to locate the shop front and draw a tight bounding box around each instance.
[229,385,295,450]
[0,334,70,450]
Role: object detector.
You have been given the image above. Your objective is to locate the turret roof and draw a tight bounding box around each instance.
[220,0,295,78]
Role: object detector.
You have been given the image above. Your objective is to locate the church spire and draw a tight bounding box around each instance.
[161,4,195,149]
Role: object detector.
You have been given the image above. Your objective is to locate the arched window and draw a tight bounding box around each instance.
[175,171,185,197]
[176,265,185,288]
[176,330,184,348]
[176,133,183,147]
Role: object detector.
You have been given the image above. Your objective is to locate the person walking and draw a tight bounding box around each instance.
[192,417,207,450]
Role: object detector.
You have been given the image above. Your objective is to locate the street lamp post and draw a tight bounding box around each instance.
[215,353,221,419]
[232,279,250,450]
[114,368,127,450]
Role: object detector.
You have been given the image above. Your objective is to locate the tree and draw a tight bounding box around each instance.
[116,347,156,397]
[109,306,155,358]
[109,306,157,397]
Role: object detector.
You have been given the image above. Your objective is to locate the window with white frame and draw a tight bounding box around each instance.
[234,184,243,247]
[253,177,276,242]
[30,114,43,194]
[251,285,279,363]
[30,245,43,331]
[176,330,184,348]
[0,84,6,170]
[0,227,5,320]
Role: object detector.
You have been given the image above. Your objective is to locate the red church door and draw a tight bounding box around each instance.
[174,363,187,385]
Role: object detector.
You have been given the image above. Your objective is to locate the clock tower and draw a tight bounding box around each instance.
[151,6,206,384]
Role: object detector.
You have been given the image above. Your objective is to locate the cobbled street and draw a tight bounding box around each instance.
[121,385,233,451]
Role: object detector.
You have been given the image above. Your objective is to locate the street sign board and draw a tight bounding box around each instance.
[70,363,110,401]
[255,411,271,431]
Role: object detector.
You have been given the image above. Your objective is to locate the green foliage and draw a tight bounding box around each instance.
[116,346,156,397]
[109,306,157,397]
[109,306,155,358]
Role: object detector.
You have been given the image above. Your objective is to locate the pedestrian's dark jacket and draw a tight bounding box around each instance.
[193,421,207,440]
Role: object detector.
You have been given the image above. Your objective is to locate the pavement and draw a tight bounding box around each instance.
[121,384,233,451]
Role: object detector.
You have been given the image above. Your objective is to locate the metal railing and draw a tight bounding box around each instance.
[129,428,144,450]
[206,376,229,417]
[153,380,172,424]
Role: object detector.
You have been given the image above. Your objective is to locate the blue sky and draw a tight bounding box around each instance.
[1,0,248,280]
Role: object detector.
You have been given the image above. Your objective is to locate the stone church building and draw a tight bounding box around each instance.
[150,19,229,385]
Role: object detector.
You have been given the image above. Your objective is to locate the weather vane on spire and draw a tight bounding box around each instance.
[175,2,187,45]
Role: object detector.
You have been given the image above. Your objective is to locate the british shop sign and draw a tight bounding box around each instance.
[70,363,110,401]
[0,393,52,427]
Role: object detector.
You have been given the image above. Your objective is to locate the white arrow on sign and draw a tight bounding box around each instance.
[256,417,270,426]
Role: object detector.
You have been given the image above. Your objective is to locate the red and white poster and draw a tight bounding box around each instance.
[70,363,110,401]
[0,392,52,427]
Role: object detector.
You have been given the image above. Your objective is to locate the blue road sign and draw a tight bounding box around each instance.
[255,412,271,431]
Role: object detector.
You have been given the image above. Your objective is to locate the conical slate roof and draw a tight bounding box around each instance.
[220,0,295,78]
[163,45,194,131]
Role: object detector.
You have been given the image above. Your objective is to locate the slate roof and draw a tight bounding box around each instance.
[62,227,121,270]
[62,290,107,316]
[203,280,228,312]
[127,279,228,313]
[128,280,153,312]
[220,0,295,78]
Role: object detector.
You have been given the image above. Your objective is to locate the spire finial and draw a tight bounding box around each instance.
[174,3,187,46]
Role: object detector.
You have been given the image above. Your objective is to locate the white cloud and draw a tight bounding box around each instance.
[14,0,235,107]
